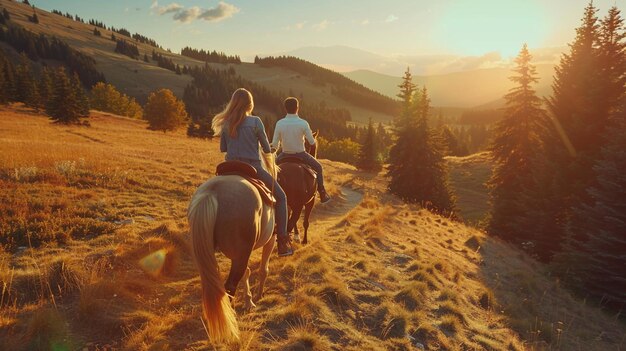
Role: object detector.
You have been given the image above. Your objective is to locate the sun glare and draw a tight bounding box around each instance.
[436,1,548,57]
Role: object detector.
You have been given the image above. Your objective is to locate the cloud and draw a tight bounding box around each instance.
[385,14,398,23]
[198,2,240,21]
[295,21,307,30]
[419,52,506,74]
[361,19,370,25]
[158,3,183,15]
[313,19,329,31]
[173,6,201,23]
[154,1,240,24]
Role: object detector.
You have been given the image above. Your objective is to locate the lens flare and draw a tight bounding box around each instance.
[139,249,168,276]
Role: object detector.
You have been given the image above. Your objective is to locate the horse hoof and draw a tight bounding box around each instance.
[294,235,301,243]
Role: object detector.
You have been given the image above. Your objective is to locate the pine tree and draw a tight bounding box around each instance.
[396,67,416,122]
[532,2,605,258]
[555,95,626,306]
[387,78,455,213]
[598,7,626,118]
[357,118,382,171]
[440,125,467,156]
[71,73,89,116]
[0,55,7,104]
[387,67,417,198]
[487,44,547,250]
[14,55,38,107]
[144,88,188,132]
[375,122,390,161]
[46,68,82,124]
[1,57,16,102]
[38,66,54,108]
[553,6,626,304]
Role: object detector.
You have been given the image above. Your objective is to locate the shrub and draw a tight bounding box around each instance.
[318,137,360,165]
[90,82,142,118]
[143,89,188,132]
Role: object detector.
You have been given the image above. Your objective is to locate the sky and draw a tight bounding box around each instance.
[34,0,624,65]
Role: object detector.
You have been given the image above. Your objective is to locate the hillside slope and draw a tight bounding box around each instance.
[0,1,392,124]
[0,105,623,350]
[344,66,555,108]
[447,152,493,225]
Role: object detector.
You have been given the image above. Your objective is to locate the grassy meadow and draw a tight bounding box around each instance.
[0,104,624,350]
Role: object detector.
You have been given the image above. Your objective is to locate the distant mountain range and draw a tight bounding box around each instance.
[280,45,564,75]
[344,66,555,108]
[274,45,560,108]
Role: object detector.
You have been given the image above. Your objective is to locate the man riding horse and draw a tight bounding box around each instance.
[271,97,331,204]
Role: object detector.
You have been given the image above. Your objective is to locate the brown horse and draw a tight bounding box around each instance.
[277,132,319,245]
[187,152,278,343]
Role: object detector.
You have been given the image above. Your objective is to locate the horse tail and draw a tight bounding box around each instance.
[189,192,239,343]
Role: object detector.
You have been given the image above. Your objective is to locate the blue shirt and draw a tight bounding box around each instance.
[220,116,271,161]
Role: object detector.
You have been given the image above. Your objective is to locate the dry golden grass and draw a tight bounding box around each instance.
[446,152,493,225]
[0,105,624,350]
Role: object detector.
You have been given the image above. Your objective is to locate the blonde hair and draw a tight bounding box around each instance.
[212,88,254,138]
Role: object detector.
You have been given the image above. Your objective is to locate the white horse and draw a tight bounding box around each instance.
[188,152,278,343]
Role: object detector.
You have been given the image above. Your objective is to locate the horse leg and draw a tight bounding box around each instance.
[290,206,303,243]
[241,266,255,310]
[287,208,293,234]
[225,253,251,306]
[302,199,315,245]
[254,234,276,302]
[294,222,300,243]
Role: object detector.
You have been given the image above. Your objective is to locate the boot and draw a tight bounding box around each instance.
[319,190,331,204]
[276,234,294,257]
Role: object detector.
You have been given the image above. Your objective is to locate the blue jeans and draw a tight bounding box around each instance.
[278,152,326,192]
[228,158,287,237]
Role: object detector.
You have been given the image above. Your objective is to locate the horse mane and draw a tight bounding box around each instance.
[259,150,279,179]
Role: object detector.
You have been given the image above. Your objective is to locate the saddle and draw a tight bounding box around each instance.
[277,156,317,179]
[215,161,276,206]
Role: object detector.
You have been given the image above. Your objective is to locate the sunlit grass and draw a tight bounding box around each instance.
[0,105,623,350]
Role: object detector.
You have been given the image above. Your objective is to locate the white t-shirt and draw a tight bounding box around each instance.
[271,114,316,154]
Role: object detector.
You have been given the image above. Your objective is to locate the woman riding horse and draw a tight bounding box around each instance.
[214,88,293,258]
[187,88,292,343]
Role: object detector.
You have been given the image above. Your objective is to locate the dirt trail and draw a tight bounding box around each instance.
[308,187,364,229]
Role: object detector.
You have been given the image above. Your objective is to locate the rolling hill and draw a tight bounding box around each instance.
[282,45,399,73]
[1,104,624,350]
[0,1,393,124]
[344,65,555,108]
